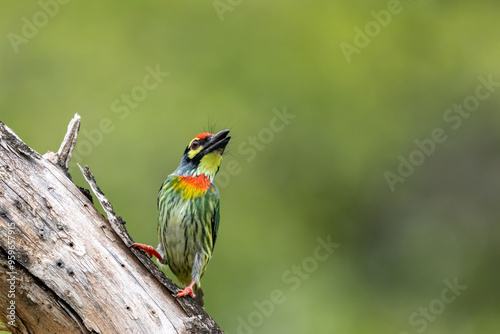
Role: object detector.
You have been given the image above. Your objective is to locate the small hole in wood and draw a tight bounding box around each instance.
[69,242,74,248]
[14,200,23,211]
[126,306,131,310]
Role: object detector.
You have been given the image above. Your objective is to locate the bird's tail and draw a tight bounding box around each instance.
[194,287,205,308]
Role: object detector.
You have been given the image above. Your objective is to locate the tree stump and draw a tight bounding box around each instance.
[0,115,223,334]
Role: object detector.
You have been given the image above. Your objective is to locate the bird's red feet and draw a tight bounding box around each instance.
[133,243,162,261]
[177,280,196,298]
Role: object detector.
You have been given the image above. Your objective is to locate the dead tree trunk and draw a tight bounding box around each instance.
[0,115,223,334]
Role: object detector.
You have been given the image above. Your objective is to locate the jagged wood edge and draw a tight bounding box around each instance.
[56,114,81,170]
[42,113,81,179]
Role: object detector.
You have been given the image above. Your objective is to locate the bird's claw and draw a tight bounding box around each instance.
[177,282,196,298]
[133,243,162,261]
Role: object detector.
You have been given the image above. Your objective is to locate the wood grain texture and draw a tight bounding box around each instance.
[0,119,223,334]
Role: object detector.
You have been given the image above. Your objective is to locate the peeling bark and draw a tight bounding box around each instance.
[0,116,223,334]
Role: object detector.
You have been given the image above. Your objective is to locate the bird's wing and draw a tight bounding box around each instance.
[211,198,220,250]
[156,174,175,264]
[157,174,175,209]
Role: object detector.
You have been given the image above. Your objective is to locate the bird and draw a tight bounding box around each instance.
[133,129,231,302]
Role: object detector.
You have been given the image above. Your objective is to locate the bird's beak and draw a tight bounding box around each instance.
[203,129,231,155]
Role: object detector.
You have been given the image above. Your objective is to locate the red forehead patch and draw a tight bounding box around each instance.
[196,132,213,140]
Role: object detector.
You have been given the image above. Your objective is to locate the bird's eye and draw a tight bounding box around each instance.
[191,140,200,150]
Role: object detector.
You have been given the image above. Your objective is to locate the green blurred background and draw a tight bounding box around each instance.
[1,1,500,333]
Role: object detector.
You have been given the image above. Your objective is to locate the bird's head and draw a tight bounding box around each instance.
[174,129,231,182]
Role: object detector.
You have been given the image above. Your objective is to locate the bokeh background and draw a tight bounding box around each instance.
[1,1,500,333]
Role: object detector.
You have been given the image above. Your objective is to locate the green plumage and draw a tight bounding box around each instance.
[156,175,220,288]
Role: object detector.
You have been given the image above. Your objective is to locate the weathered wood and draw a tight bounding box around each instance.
[0,117,223,334]
[43,114,81,174]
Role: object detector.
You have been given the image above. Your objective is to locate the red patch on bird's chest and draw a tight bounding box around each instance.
[179,175,211,190]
